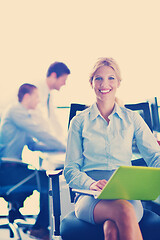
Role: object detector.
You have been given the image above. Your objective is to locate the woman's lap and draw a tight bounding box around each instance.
[75,195,144,224]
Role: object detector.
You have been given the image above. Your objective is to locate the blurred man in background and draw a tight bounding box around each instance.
[36,61,71,170]
[0,83,66,240]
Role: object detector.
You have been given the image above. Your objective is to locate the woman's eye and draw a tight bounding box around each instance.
[108,76,115,80]
[95,77,102,81]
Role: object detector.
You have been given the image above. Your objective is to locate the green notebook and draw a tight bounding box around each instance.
[72,166,160,200]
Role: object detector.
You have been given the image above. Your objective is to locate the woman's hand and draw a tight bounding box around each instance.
[90,179,107,191]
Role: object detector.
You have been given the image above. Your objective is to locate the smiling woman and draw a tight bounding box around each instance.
[64,56,160,240]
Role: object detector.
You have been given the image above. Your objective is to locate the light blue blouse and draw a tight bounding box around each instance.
[64,103,160,190]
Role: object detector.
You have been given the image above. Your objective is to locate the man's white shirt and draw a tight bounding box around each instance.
[31,81,67,170]
[34,81,66,144]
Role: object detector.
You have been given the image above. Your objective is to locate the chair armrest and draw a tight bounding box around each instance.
[46,169,63,178]
[0,157,36,169]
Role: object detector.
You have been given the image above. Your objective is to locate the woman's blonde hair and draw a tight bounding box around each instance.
[89,57,122,83]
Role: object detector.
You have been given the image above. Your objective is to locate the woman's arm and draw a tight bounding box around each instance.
[64,117,96,190]
[133,112,160,168]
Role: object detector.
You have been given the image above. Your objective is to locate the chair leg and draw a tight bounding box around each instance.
[13,222,22,240]
[0,216,22,239]
[8,222,22,240]
[9,228,14,238]
[9,225,14,238]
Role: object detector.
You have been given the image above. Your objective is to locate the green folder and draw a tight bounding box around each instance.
[73,166,160,200]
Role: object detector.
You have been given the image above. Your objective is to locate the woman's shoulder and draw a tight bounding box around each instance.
[75,106,91,117]
[118,104,138,115]
[117,104,142,123]
[69,106,91,127]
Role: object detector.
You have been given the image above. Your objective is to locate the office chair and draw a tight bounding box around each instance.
[148,97,160,132]
[48,102,160,240]
[47,171,160,240]
[125,101,160,215]
[0,158,40,239]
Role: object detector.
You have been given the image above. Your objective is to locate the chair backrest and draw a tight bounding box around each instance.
[68,103,88,128]
[147,97,160,132]
[67,102,153,202]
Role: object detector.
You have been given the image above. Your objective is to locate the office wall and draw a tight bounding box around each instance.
[0,0,160,111]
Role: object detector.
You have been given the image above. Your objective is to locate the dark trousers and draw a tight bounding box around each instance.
[0,161,49,229]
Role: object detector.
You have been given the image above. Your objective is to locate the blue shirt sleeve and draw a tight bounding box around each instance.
[64,117,96,190]
[10,105,66,152]
[133,112,160,168]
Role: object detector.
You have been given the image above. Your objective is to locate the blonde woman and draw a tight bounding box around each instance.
[64,58,160,240]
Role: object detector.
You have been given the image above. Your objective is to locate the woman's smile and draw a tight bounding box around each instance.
[99,88,112,94]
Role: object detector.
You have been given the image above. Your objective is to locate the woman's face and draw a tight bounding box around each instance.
[91,66,120,103]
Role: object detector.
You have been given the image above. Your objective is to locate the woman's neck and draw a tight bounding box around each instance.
[96,99,115,122]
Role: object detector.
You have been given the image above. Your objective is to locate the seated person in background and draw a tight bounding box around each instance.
[0,83,66,240]
[0,83,66,159]
[64,57,160,240]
